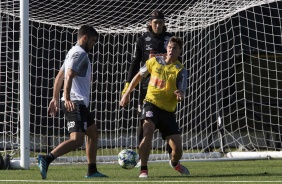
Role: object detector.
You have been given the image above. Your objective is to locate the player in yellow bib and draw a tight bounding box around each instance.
[144,56,184,112]
[120,36,190,178]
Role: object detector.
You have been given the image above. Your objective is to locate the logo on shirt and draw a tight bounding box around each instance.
[146,111,154,117]
[72,52,80,60]
[149,76,165,89]
[145,36,151,41]
[146,44,152,50]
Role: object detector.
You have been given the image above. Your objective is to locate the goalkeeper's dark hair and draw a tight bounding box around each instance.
[169,36,183,49]
[78,25,98,39]
[147,10,167,32]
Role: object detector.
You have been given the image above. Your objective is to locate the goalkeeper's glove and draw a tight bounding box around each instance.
[122,82,130,95]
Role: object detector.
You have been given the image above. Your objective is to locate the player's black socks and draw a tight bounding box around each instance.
[170,160,178,167]
[46,153,55,165]
[88,163,98,174]
[141,166,148,171]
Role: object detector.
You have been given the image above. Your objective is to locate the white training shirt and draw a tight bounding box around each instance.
[60,45,91,107]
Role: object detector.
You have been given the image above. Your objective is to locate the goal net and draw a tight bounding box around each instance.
[1,0,282,168]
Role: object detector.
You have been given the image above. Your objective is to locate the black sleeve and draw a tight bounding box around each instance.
[126,38,143,82]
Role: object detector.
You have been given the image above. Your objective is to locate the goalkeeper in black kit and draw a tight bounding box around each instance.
[121,10,173,166]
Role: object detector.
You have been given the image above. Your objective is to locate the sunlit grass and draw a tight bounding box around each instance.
[1,159,282,183]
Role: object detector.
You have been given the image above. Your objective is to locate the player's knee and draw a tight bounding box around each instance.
[142,120,155,136]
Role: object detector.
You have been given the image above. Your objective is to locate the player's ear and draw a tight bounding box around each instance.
[81,35,88,42]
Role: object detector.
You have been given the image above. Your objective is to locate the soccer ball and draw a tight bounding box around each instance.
[118,149,138,169]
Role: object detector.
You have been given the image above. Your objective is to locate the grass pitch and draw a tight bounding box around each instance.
[0,159,282,183]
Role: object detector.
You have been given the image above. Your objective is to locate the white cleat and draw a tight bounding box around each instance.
[139,170,148,178]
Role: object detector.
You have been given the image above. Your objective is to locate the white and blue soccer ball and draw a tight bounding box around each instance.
[118,149,139,169]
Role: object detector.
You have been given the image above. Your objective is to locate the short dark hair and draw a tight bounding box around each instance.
[77,25,98,39]
[147,10,167,32]
[169,36,183,49]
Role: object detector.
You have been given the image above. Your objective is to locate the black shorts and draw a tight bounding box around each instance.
[140,101,180,140]
[61,101,94,134]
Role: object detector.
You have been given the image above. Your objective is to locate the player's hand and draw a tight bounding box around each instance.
[174,90,184,102]
[64,100,75,112]
[121,82,130,96]
[48,99,59,117]
[120,94,130,107]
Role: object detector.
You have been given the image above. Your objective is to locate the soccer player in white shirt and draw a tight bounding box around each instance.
[38,25,107,179]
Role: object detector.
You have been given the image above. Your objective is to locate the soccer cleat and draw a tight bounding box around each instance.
[169,160,190,175]
[85,172,108,178]
[135,159,141,168]
[139,170,148,178]
[37,154,49,179]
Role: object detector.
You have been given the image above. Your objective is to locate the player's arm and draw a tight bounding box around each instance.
[48,65,65,116]
[174,68,188,102]
[120,64,149,107]
[122,39,143,95]
[63,68,77,111]
[63,51,86,111]
[120,72,142,107]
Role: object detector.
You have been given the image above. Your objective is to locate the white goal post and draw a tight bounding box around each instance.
[1,0,282,169]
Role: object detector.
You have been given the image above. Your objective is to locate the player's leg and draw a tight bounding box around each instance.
[135,103,143,168]
[52,132,85,157]
[138,119,155,178]
[38,101,86,179]
[38,131,85,179]
[84,111,107,178]
[160,110,190,175]
[85,124,98,164]
[135,118,143,167]
[166,134,183,163]
[167,134,190,175]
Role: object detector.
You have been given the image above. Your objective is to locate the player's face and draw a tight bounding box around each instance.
[166,42,181,61]
[150,19,164,35]
[85,36,97,52]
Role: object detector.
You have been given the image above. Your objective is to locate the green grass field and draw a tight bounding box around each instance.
[1,159,282,183]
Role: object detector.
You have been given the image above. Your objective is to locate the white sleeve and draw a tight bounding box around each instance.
[139,64,149,78]
[60,62,65,72]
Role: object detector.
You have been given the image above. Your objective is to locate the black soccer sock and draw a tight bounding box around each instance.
[141,166,148,171]
[88,163,97,174]
[170,160,178,167]
[46,153,55,165]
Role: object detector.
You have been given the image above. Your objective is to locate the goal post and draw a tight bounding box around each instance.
[19,0,30,170]
[1,0,282,169]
